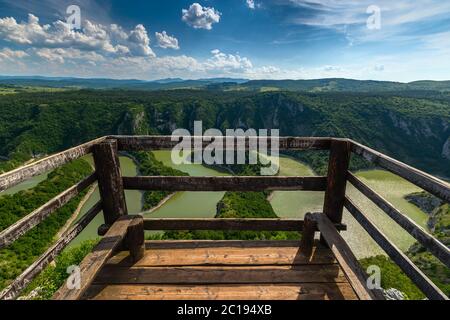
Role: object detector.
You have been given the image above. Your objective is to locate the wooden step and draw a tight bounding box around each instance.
[83,240,359,300]
[107,241,335,267]
[85,283,358,300]
[94,265,347,285]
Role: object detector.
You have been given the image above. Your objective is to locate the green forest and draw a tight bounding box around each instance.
[0,88,448,176]
[0,84,448,299]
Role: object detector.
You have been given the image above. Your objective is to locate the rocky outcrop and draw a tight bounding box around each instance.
[383,288,406,300]
[117,105,149,135]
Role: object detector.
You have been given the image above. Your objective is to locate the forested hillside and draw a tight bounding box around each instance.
[1,89,448,177]
[0,159,92,290]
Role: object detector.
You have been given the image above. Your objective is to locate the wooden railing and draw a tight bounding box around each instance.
[0,136,448,300]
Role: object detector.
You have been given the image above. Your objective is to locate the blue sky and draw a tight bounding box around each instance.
[1,0,450,81]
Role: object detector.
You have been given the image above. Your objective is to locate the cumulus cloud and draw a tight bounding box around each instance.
[182,3,221,30]
[246,0,256,9]
[0,48,28,61]
[0,13,155,57]
[205,49,253,72]
[34,48,106,64]
[155,31,179,50]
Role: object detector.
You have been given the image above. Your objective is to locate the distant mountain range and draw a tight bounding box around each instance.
[0,76,249,90]
[1,75,450,92]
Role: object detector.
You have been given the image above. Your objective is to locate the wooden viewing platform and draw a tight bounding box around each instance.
[81,240,361,300]
[0,136,449,300]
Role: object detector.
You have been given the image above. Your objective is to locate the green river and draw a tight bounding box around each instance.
[3,151,429,257]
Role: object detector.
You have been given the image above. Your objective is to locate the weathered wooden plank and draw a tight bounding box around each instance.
[0,137,105,193]
[125,216,144,263]
[93,139,128,226]
[323,139,351,224]
[112,135,332,151]
[53,215,138,300]
[144,218,303,231]
[299,213,316,257]
[84,283,358,300]
[145,240,304,249]
[351,140,450,203]
[142,218,347,232]
[106,242,336,267]
[347,172,450,268]
[313,213,384,300]
[0,201,102,300]
[123,176,327,191]
[93,264,348,284]
[0,173,97,249]
[344,197,448,300]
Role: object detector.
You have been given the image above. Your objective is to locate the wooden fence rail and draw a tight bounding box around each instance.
[0,135,448,300]
[112,135,332,151]
[142,218,347,232]
[351,141,450,203]
[0,173,97,249]
[0,137,105,192]
[344,197,448,300]
[347,172,450,268]
[0,201,102,300]
[123,176,327,191]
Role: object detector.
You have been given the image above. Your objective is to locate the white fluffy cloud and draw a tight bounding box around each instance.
[0,13,281,80]
[155,31,179,50]
[246,0,255,9]
[205,49,253,72]
[0,48,28,61]
[182,3,221,30]
[0,14,155,57]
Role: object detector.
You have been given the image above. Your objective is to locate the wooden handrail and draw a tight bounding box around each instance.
[344,197,448,300]
[313,212,384,300]
[350,140,450,203]
[123,176,327,191]
[347,172,450,268]
[143,217,347,231]
[0,201,102,300]
[0,137,105,192]
[0,173,97,249]
[53,215,140,300]
[111,135,332,151]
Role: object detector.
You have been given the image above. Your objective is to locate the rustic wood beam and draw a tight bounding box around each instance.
[347,172,450,268]
[344,197,448,300]
[53,215,139,300]
[350,140,450,203]
[299,213,317,257]
[93,139,128,226]
[125,216,145,263]
[313,212,384,300]
[142,218,346,231]
[0,137,105,193]
[123,176,327,191]
[323,139,352,224]
[0,201,102,300]
[0,173,97,249]
[111,135,332,151]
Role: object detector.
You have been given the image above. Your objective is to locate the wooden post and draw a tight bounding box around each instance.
[300,213,316,257]
[126,216,145,262]
[93,139,128,230]
[323,139,351,224]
